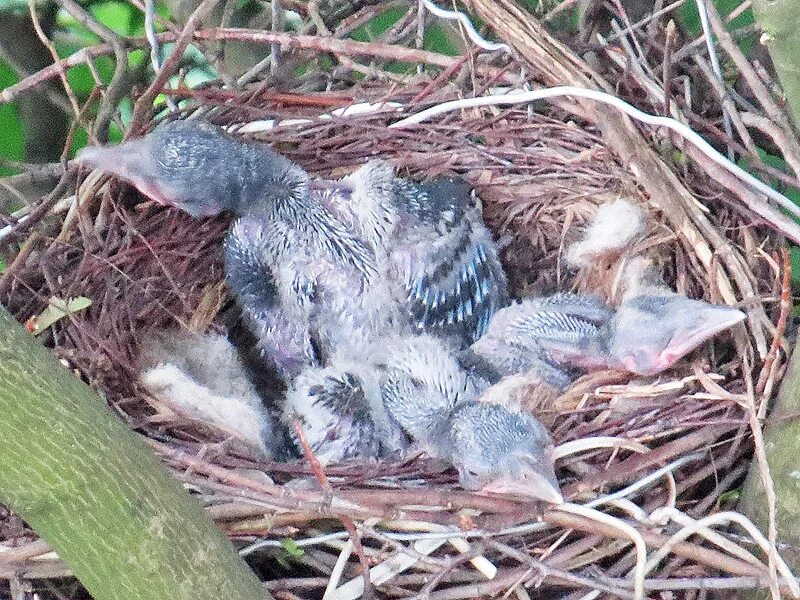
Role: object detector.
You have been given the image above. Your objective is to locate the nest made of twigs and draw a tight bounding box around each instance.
[0,35,791,600]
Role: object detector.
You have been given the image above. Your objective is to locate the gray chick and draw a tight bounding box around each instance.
[282,333,561,502]
[138,331,282,458]
[377,334,561,503]
[76,120,394,381]
[283,353,407,465]
[312,160,509,348]
[469,291,745,387]
[466,292,613,392]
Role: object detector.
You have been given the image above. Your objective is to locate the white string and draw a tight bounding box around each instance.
[421,0,510,53]
[389,86,800,226]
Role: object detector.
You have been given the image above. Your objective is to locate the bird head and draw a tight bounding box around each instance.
[75,120,306,217]
[446,403,562,504]
[608,295,746,375]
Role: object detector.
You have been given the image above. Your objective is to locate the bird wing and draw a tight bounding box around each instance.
[507,293,613,370]
[225,218,319,380]
[399,178,509,346]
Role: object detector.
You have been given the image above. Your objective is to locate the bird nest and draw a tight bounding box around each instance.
[0,8,793,599]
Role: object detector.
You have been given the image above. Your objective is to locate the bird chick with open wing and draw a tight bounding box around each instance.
[312,160,509,348]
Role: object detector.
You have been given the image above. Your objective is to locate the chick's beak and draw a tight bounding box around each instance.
[74,140,180,207]
[646,304,746,375]
[480,461,563,504]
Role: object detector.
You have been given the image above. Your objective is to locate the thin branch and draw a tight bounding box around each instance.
[129,0,223,133]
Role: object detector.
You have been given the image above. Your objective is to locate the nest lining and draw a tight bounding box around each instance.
[0,70,788,598]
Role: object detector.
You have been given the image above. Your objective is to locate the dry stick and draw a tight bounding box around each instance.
[564,424,734,497]
[0,30,462,106]
[740,111,800,179]
[55,0,128,141]
[755,247,791,402]
[694,54,759,157]
[26,0,82,130]
[704,0,800,179]
[292,421,374,600]
[129,0,223,135]
[0,231,41,295]
[488,540,633,598]
[0,45,74,116]
[543,511,762,577]
[423,567,532,600]
[694,0,736,159]
[195,29,460,67]
[742,362,785,599]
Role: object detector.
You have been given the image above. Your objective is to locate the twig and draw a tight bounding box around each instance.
[554,436,648,460]
[56,0,130,141]
[144,0,178,111]
[1,30,465,107]
[694,54,759,157]
[644,510,799,597]
[585,453,705,510]
[755,247,791,403]
[489,540,633,598]
[27,0,81,124]
[556,504,646,600]
[271,0,283,75]
[703,0,800,177]
[129,0,223,134]
[694,0,735,159]
[293,421,374,600]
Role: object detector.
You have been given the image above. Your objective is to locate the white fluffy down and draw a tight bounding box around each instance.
[138,333,274,457]
[566,199,646,268]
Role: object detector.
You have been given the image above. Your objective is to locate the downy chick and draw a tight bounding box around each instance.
[76,120,393,381]
[283,352,407,465]
[284,333,561,502]
[470,290,745,385]
[312,160,509,348]
[138,331,282,458]
[379,335,561,503]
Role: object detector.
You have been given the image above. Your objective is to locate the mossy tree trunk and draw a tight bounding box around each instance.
[740,345,800,579]
[752,0,800,127]
[0,306,268,600]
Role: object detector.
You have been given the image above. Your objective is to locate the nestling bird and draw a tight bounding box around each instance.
[378,334,561,503]
[469,290,745,386]
[283,351,407,465]
[310,160,509,348]
[284,333,561,502]
[466,292,613,391]
[76,120,394,381]
[138,331,283,458]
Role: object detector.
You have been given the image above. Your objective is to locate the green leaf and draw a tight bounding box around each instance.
[680,0,754,37]
[27,296,93,336]
[0,60,23,175]
[69,126,89,159]
[90,1,136,36]
[280,538,305,558]
[350,6,407,42]
[424,23,460,56]
[0,0,30,12]
[790,247,800,288]
[717,489,740,506]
